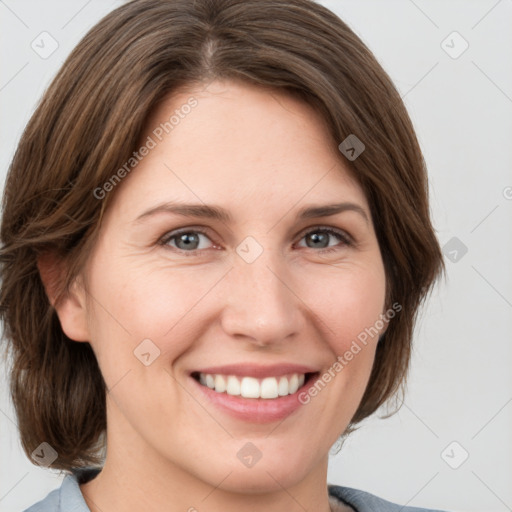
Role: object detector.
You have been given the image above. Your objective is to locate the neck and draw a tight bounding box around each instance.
[80,460,335,512]
[79,404,335,512]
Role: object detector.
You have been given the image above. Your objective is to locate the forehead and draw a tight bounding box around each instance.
[107,79,368,222]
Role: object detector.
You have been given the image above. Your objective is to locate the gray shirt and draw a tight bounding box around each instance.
[22,467,449,512]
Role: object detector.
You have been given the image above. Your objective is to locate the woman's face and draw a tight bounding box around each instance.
[69,79,387,493]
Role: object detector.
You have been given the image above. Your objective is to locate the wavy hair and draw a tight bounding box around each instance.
[0,0,444,472]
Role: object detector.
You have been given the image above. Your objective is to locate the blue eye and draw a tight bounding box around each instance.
[297,227,353,253]
[160,229,214,254]
[159,226,353,256]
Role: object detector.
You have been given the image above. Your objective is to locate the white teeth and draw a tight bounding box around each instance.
[214,374,227,393]
[226,375,241,395]
[205,374,215,389]
[278,376,289,396]
[197,372,308,399]
[289,374,299,394]
[240,377,260,398]
[260,377,279,399]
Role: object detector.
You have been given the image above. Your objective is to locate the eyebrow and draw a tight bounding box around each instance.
[133,201,369,225]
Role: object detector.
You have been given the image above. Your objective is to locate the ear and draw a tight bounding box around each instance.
[37,250,90,342]
[380,314,390,336]
[377,308,391,342]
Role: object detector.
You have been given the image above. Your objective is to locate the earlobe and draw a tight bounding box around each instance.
[378,309,391,341]
[37,251,90,342]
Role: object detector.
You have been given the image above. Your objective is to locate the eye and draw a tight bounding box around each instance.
[159,225,353,256]
[296,226,353,253]
[159,228,216,255]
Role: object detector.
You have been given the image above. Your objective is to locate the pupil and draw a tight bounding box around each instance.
[177,233,199,250]
[308,232,328,248]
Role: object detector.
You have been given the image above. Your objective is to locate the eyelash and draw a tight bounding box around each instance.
[158,225,354,257]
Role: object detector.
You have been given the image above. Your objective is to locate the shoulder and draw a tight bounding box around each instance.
[22,487,61,512]
[22,468,101,512]
[328,484,450,512]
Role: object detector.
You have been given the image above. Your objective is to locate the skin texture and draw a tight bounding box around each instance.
[43,79,387,512]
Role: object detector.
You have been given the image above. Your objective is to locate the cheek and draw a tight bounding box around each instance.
[85,257,219,366]
[305,261,387,353]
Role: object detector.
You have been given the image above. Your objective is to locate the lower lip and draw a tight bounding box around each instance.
[190,373,319,424]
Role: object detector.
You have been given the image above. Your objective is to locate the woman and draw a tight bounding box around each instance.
[0,0,447,511]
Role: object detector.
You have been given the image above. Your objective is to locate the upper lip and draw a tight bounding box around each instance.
[191,363,319,379]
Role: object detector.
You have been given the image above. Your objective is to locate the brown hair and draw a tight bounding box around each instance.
[0,0,444,472]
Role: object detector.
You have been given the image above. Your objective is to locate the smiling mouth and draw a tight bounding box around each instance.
[191,371,318,399]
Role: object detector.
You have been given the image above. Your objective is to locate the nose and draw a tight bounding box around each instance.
[219,245,305,348]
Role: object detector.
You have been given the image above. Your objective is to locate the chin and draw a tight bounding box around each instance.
[217,467,308,495]
[203,451,315,495]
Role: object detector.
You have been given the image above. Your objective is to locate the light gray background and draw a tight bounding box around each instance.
[1,1,511,511]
